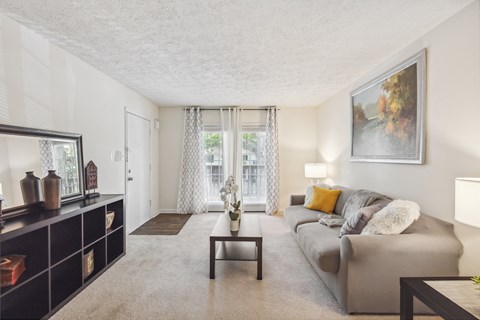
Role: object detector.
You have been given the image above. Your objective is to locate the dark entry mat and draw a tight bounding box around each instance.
[130,214,192,235]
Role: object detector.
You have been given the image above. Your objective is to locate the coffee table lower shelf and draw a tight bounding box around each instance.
[210,240,262,280]
[215,241,258,261]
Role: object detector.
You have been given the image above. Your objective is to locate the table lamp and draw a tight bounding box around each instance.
[455,177,480,228]
[304,163,327,184]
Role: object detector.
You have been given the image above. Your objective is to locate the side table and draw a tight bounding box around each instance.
[400,276,479,320]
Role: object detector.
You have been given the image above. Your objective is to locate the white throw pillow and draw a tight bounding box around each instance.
[361,200,420,235]
[303,183,331,207]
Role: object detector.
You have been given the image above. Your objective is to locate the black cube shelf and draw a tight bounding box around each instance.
[0,194,125,320]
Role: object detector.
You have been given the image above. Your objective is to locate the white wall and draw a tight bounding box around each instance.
[316,1,480,274]
[278,107,318,210]
[157,107,184,211]
[157,106,318,212]
[5,136,42,207]
[0,14,161,215]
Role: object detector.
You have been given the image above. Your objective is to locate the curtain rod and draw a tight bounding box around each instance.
[182,107,280,111]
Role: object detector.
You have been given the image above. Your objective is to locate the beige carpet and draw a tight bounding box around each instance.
[51,213,438,320]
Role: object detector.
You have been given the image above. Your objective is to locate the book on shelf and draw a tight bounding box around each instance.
[0,255,26,287]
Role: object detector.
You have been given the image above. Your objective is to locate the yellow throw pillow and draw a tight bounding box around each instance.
[306,187,342,213]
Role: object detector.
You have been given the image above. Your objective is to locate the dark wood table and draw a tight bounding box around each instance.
[209,214,263,280]
[400,276,479,320]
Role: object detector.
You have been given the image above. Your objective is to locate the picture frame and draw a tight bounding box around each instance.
[350,49,426,164]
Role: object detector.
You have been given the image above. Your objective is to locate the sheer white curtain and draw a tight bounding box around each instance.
[265,107,280,215]
[177,107,208,214]
[220,108,243,209]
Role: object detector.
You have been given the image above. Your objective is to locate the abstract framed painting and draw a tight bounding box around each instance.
[350,49,426,164]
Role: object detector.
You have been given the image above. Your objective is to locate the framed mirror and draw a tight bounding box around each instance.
[0,124,85,216]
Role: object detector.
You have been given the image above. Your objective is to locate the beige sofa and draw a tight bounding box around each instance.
[284,185,463,314]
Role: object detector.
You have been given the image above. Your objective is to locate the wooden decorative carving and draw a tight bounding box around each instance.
[85,161,98,190]
[85,161,99,199]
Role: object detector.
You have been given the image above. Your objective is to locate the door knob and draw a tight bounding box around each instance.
[128,177,134,181]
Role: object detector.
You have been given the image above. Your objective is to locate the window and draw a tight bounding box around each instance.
[242,131,266,205]
[204,131,223,203]
[203,127,266,211]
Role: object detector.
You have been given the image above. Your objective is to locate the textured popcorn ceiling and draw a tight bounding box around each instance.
[0,0,473,107]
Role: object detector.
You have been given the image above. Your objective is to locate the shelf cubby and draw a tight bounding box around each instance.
[107,200,124,231]
[51,252,83,309]
[0,271,49,320]
[0,227,48,296]
[83,238,106,282]
[83,206,106,246]
[51,215,82,265]
[107,227,124,264]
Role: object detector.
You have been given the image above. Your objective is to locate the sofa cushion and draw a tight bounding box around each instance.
[284,206,320,232]
[341,189,391,219]
[305,187,341,213]
[297,223,341,273]
[361,200,421,235]
[338,204,382,237]
[330,185,356,216]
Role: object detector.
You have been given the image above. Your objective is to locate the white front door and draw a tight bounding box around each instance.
[126,112,151,234]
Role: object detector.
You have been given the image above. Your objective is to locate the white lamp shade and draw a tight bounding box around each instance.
[304,163,327,179]
[455,178,480,228]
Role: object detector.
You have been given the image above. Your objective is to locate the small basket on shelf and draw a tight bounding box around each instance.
[106,211,115,231]
[83,250,94,280]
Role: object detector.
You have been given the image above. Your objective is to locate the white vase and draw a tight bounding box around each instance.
[230,219,239,231]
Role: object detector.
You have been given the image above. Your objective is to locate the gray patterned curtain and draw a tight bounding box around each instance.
[177,107,208,214]
[265,107,279,215]
[39,139,54,177]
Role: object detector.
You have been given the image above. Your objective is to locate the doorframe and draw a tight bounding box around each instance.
[124,108,152,231]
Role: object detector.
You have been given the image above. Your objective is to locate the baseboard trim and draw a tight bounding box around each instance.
[154,209,178,215]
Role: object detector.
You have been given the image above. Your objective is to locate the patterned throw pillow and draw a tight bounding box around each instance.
[361,200,421,235]
[338,205,382,237]
[305,187,341,213]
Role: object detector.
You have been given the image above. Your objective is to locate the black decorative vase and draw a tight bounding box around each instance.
[20,171,43,205]
[43,170,62,210]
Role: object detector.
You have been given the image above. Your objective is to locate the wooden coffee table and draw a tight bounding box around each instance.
[209,214,263,280]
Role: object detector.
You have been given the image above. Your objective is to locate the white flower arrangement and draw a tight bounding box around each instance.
[219,176,241,221]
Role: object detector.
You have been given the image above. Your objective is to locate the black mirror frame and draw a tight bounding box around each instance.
[0,124,85,217]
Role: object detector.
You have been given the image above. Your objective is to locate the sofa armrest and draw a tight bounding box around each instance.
[290,195,306,206]
[340,232,462,284]
[338,232,463,313]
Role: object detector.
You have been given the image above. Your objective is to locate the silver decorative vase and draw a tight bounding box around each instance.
[20,171,43,205]
[43,170,62,210]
